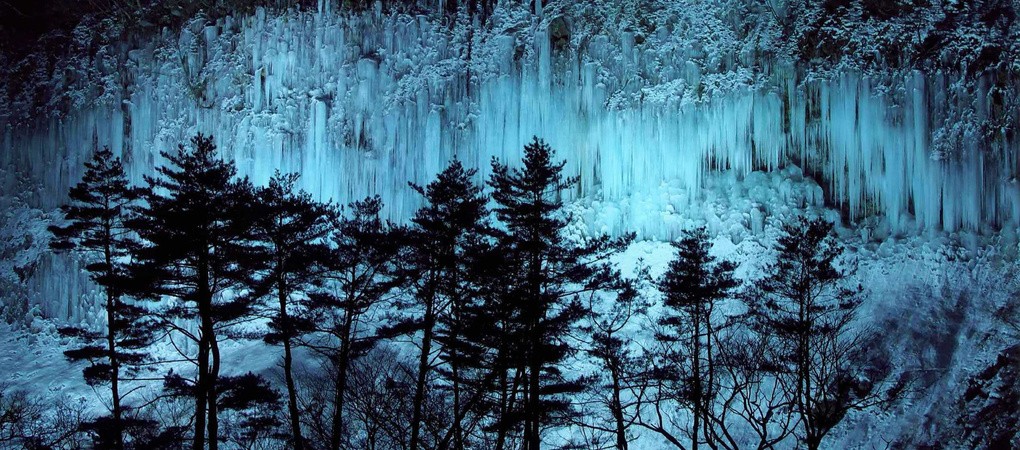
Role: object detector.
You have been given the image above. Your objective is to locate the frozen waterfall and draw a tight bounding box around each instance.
[1,7,1017,321]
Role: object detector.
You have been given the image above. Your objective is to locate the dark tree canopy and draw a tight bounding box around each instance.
[755,218,877,450]
[488,137,633,450]
[385,159,491,450]
[48,146,155,450]
[246,171,336,450]
[648,227,740,450]
[303,195,402,450]
[127,133,261,450]
[29,129,914,450]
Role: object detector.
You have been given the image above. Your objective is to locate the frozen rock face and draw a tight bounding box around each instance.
[2,5,1018,231]
[0,4,1018,321]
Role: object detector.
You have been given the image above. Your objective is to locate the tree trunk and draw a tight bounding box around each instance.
[208,325,221,450]
[107,293,123,450]
[450,334,463,450]
[525,322,542,450]
[692,313,701,450]
[528,364,541,450]
[495,349,509,450]
[798,291,814,450]
[704,308,717,450]
[193,258,211,450]
[330,311,355,450]
[284,337,302,450]
[448,281,464,450]
[409,296,436,450]
[806,434,822,450]
[610,363,627,450]
[800,295,809,447]
[104,239,124,450]
[194,335,209,450]
[279,279,304,450]
[523,246,543,450]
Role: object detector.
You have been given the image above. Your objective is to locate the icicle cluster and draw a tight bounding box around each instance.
[1,7,1017,321]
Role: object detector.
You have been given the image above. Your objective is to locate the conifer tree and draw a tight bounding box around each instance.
[391,160,489,450]
[452,229,526,450]
[49,146,154,450]
[248,171,336,450]
[127,134,260,450]
[488,137,633,450]
[755,218,875,450]
[645,227,740,450]
[303,196,401,450]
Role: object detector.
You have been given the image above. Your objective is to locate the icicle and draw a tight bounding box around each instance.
[2,8,1018,321]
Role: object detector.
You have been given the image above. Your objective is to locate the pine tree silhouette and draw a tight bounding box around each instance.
[648,227,739,450]
[454,221,526,449]
[247,171,335,450]
[384,160,490,450]
[755,218,875,450]
[488,137,633,450]
[127,134,260,450]
[303,196,401,450]
[49,146,155,450]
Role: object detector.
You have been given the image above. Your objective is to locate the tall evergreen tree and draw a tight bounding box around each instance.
[49,146,154,450]
[391,160,490,450]
[755,218,876,450]
[646,227,740,450]
[488,137,633,450]
[127,134,259,450]
[303,196,401,450]
[453,229,526,450]
[248,172,335,450]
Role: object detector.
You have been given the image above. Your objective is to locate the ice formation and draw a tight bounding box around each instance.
[1,6,1018,321]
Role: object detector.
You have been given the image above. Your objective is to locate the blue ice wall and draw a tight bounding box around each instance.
[1,6,1017,321]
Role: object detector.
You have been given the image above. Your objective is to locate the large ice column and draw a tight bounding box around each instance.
[1,7,1018,321]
